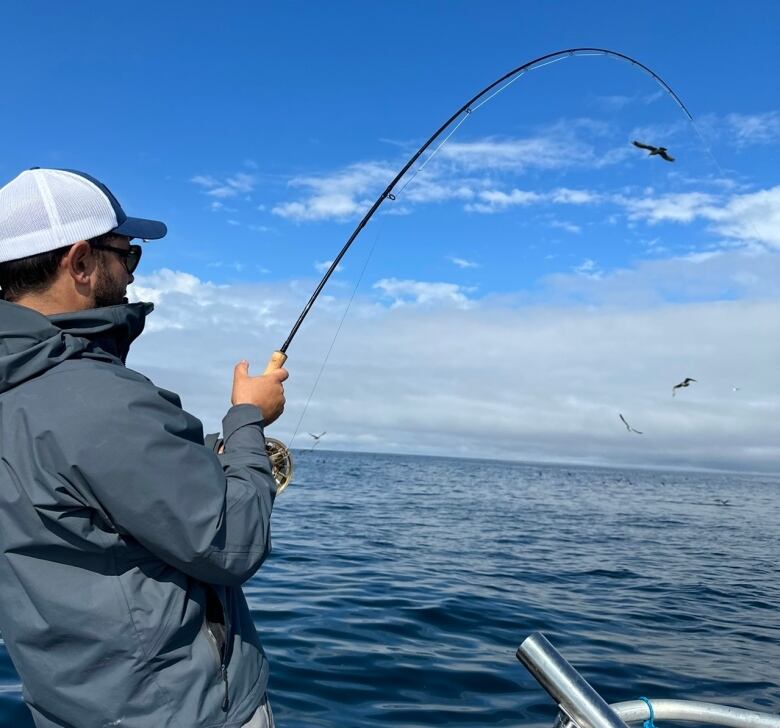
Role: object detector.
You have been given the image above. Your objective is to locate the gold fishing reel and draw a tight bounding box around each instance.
[266,437,293,494]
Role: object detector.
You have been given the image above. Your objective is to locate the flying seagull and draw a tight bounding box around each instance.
[633,140,675,162]
[308,431,327,449]
[619,413,643,435]
[672,377,697,397]
[714,498,730,506]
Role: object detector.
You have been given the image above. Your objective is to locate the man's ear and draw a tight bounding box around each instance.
[66,241,96,283]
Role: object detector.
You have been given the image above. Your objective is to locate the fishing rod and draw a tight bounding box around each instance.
[262,47,694,492]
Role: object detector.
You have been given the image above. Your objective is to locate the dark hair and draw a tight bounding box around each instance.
[0,233,115,302]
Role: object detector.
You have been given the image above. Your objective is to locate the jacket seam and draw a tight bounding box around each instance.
[110,543,188,728]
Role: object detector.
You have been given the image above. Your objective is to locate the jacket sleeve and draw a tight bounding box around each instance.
[64,366,276,587]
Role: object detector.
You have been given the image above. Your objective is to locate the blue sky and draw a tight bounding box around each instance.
[2,2,779,471]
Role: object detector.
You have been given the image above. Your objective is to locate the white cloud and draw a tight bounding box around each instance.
[440,136,584,171]
[725,112,780,146]
[551,187,601,205]
[373,278,474,308]
[573,258,601,278]
[465,188,543,213]
[704,186,780,247]
[268,123,630,222]
[271,162,393,222]
[550,220,582,234]
[126,255,780,473]
[620,191,718,224]
[314,260,344,274]
[465,187,600,213]
[617,186,780,248]
[191,171,256,199]
[447,256,480,269]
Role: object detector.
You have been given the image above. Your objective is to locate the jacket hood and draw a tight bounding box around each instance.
[0,300,153,394]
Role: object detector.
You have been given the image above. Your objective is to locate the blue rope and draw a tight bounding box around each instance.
[639,697,656,728]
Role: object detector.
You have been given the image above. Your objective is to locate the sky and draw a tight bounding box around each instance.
[1,2,779,472]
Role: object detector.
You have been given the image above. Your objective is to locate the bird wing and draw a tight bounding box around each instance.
[633,140,654,150]
[659,150,675,162]
[619,414,630,430]
[632,428,643,435]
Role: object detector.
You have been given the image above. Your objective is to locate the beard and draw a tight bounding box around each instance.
[92,258,127,308]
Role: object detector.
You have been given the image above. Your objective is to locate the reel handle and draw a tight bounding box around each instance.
[264,350,288,374]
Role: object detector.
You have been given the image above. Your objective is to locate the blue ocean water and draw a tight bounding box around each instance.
[1,451,778,727]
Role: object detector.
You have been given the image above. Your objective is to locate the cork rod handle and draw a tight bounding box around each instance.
[263,350,288,374]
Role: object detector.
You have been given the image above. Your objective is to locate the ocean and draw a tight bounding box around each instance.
[1,451,778,727]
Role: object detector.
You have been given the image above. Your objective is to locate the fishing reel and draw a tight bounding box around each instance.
[264,350,293,494]
[266,437,293,494]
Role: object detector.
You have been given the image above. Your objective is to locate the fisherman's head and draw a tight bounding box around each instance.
[0,168,166,313]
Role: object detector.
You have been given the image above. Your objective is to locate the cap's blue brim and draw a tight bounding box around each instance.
[112,216,167,240]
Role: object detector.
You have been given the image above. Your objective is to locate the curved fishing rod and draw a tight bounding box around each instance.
[263,46,692,376]
[262,47,694,492]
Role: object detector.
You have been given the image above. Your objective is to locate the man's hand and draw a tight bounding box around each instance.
[231,360,288,425]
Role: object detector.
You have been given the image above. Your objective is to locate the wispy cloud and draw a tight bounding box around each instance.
[725,112,780,145]
[447,256,480,269]
[593,90,664,111]
[619,191,718,224]
[208,200,238,213]
[314,259,344,274]
[271,162,393,222]
[573,258,601,278]
[465,187,601,213]
[373,278,474,308]
[465,188,543,213]
[439,136,586,172]
[191,172,256,199]
[699,111,780,148]
[550,220,582,234]
[268,122,635,223]
[617,186,780,248]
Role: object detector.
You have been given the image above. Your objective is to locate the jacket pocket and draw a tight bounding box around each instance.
[204,585,230,709]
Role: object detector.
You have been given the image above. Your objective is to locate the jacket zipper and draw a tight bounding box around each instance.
[220,590,231,710]
[205,623,229,710]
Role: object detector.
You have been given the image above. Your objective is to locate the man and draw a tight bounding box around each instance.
[0,168,286,727]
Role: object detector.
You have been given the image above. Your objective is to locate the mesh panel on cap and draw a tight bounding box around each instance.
[43,170,117,245]
[0,169,119,263]
[0,170,54,252]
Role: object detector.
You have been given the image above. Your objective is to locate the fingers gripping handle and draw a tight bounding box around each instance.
[264,350,288,374]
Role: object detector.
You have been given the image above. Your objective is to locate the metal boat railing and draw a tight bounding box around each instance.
[516,633,780,728]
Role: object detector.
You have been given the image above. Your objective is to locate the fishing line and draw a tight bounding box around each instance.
[286,218,387,451]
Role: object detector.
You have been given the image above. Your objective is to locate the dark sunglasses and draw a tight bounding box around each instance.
[90,242,143,274]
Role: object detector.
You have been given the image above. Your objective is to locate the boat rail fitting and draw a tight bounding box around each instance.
[516,633,631,728]
[611,700,780,728]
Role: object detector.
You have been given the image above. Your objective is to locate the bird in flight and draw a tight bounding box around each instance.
[672,378,697,397]
[732,386,740,392]
[619,414,643,434]
[632,140,675,162]
[308,432,327,449]
[714,498,730,506]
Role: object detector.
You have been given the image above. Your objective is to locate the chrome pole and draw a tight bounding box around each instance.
[517,633,630,728]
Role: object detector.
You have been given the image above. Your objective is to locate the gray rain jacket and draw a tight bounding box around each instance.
[0,299,276,727]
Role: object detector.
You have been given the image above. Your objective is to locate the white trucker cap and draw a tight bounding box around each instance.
[0,168,167,264]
